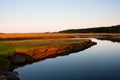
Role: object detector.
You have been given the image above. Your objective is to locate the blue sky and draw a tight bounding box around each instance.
[0,0,120,33]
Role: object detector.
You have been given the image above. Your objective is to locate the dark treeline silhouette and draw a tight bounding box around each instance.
[59,25,120,33]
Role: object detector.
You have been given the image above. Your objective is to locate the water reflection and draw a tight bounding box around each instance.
[16,38,120,80]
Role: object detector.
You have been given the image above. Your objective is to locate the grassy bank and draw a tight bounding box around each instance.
[0,39,93,57]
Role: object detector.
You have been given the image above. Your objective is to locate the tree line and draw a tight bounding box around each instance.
[59,25,120,33]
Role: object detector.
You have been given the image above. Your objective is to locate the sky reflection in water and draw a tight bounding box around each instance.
[15,39,120,80]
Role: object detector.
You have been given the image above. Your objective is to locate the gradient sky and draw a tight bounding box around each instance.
[0,0,120,33]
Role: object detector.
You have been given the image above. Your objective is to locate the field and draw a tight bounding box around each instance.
[0,38,93,57]
[0,33,119,57]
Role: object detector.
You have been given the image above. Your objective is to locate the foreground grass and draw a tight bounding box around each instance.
[0,39,91,57]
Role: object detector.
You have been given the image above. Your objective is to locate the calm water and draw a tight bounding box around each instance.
[15,39,120,80]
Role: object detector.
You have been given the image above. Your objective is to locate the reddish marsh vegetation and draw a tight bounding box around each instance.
[0,33,120,40]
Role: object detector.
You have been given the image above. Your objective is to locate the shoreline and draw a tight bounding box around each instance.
[11,39,96,65]
[0,39,96,80]
[0,38,97,67]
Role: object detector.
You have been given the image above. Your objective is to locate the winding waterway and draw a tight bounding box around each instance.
[15,38,120,80]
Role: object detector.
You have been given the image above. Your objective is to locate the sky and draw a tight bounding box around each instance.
[0,0,120,33]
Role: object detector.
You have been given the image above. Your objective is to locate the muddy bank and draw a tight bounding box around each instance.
[0,56,19,80]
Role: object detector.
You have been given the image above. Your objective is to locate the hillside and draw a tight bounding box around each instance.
[59,25,120,33]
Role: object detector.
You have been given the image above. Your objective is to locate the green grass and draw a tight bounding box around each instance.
[0,42,15,56]
[0,39,91,57]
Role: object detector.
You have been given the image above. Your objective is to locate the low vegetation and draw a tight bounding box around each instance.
[0,33,120,40]
[0,39,93,57]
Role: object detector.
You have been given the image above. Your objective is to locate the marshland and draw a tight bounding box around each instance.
[0,33,120,80]
[1,0,120,80]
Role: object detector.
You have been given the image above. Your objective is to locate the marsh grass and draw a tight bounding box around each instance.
[1,33,118,57]
[0,33,120,40]
[0,39,90,56]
